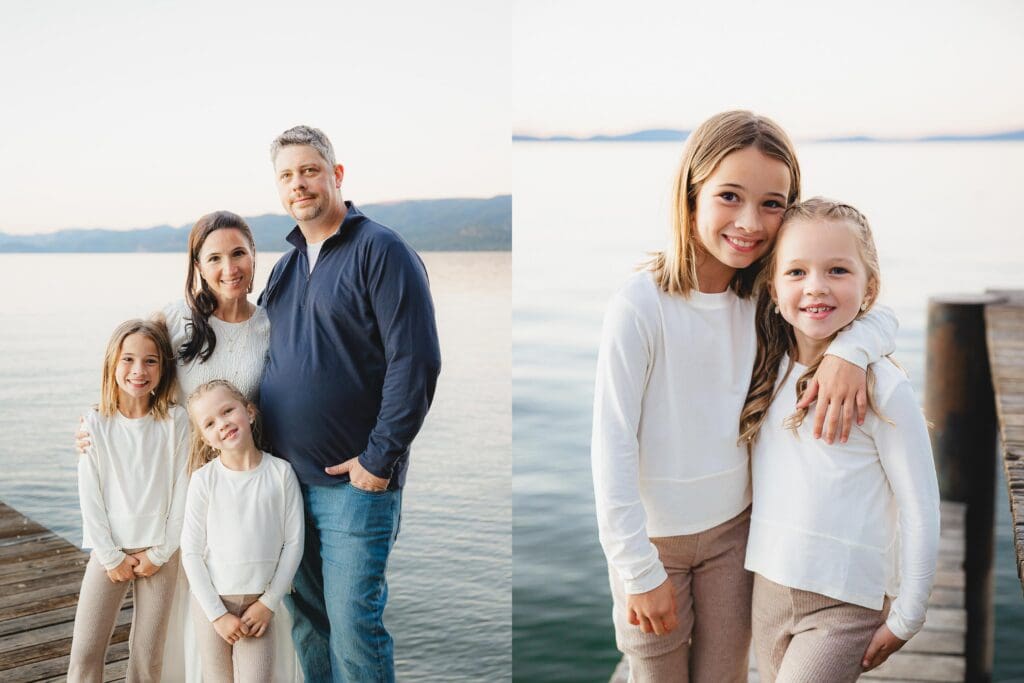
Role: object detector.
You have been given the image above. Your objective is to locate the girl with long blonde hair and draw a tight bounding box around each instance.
[69,319,190,682]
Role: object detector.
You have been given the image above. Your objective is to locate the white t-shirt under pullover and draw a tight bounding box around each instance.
[745,357,940,641]
[591,270,898,594]
[78,405,190,569]
[180,452,305,622]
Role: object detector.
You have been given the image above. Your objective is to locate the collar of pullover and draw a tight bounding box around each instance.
[285,201,364,251]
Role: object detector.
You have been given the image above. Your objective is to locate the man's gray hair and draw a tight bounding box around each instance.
[270,125,337,168]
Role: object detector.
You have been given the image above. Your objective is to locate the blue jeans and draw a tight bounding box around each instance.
[286,482,402,683]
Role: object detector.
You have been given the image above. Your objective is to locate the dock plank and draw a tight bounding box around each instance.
[0,501,134,681]
[985,301,1024,595]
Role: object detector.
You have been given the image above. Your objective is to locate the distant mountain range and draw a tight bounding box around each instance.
[0,196,511,253]
[513,129,1024,143]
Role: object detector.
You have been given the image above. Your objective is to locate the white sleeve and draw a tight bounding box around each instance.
[147,412,190,565]
[77,422,126,570]
[872,379,940,640]
[826,305,898,369]
[180,472,228,622]
[591,292,666,594]
[258,463,306,612]
[160,299,190,355]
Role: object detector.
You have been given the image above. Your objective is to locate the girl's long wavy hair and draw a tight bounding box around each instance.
[179,211,256,364]
[738,198,885,449]
[185,379,263,475]
[99,319,178,419]
[646,110,801,298]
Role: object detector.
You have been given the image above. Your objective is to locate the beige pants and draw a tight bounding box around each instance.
[609,507,753,683]
[68,549,180,683]
[191,593,275,682]
[752,574,890,683]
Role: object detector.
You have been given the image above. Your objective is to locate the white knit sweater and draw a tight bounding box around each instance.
[162,299,270,402]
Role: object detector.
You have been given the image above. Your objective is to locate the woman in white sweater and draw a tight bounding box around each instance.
[738,198,940,681]
[591,112,898,682]
[181,379,304,682]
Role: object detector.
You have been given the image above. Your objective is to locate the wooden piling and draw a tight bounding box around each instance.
[984,289,1024,595]
[925,295,1003,683]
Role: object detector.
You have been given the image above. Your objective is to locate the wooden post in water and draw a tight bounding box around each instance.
[925,294,1003,683]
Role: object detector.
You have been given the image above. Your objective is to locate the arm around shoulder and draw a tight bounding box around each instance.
[827,305,898,369]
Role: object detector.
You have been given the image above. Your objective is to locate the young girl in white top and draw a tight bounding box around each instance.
[181,379,304,682]
[738,198,940,681]
[69,319,190,682]
[591,111,898,682]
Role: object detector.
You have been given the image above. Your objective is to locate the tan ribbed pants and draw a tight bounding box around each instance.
[751,574,889,683]
[609,507,753,683]
[67,550,180,683]
[191,593,275,682]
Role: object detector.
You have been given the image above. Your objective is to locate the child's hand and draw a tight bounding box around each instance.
[626,578,678,636]
[240,599,274,638]
[213,613,248,644]
[861,623,906,671]
[75,416,92,455]
[105,555,139,583]
[131,551,160,578]
[798,355,867,444]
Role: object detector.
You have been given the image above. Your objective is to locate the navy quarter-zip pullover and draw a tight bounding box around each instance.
[258,202,441,489]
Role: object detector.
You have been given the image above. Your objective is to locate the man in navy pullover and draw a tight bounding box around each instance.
[258,125,441,682]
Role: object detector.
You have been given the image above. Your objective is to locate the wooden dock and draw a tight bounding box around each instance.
[986,291,1024,595]
[609,501,967,683]
[0,502,130,682]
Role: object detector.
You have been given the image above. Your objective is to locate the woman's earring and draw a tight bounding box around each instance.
[774,304,780,314]
[861,301,869,311]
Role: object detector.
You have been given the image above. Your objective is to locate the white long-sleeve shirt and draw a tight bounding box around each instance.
[180,452,304,622]
[745,357,940,641]
[591,270,898,594]
[162,300,270,403]
[78,406,190,569]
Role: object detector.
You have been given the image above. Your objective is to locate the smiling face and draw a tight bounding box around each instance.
[274,144,345,226]
[692,146,791,292]
[114,333,162,404]
[189,385,256,454]
[772,218,874,363]
[196,228,254,305]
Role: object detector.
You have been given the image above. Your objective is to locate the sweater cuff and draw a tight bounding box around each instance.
[257,593,280,613]
[98,549,128,571]
[145,548,167,567]
[885,605,921,642]
[203,600,229,623]
[358,452,395,481]
[824,345,869,370]
[622,562,669,595]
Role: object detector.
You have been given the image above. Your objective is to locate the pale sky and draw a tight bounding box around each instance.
[0,0,510,234]
[512,0,1024,140]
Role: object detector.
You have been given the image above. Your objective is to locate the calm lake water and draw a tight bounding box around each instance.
[0,250,511,682]
[513,142,1024,682]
